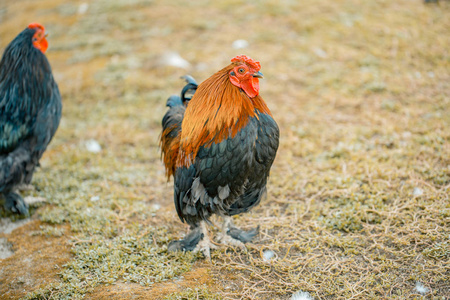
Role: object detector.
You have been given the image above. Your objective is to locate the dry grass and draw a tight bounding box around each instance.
[0,0,449,299]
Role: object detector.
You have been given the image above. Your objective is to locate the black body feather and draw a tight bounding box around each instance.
[0,27,62,214]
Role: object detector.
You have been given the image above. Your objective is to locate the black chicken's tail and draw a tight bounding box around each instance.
[180,75,198,103]
[162,75,198,138]
[161,76,198,178]
[0,146,31,215]
[165,75,198,109]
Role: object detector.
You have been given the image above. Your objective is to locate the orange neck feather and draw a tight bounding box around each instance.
[177,64,272,168]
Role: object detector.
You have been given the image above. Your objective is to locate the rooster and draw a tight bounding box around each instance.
[161,55,279,257]
[0,23,62,215]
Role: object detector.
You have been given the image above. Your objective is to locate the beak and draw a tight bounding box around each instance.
[44,33,49,38]
[252,71,264,79]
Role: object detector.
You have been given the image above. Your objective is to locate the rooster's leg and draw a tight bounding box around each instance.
[168,221,216,259]
[217,216,259,249]
[193,221,217,259]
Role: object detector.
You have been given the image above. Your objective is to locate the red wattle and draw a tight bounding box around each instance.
[40,38,48,53]
[240,77,259,98]
[33,37,48,53]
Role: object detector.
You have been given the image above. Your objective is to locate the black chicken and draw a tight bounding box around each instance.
[0,23,62,215]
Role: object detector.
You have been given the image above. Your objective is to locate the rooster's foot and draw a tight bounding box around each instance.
[168,221,216,259]
[217,216,259,250]
[193,222,217,259]
[4,193,29,216]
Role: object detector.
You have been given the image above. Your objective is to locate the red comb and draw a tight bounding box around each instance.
[28,23,45,31]
[231,55,261,71]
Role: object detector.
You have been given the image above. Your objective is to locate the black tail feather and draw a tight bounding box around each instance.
[166,95,183,108]
[180,75,198,103]
[161,75,199,160]
[165,75,198,109]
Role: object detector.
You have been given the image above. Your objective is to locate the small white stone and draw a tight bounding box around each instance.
[427,71,435,78]
[85,139,102,153]
[152,203,161,211]
[291,290,314,300]
[313,47,327,58]
[90,196,100,202]
[413,187,423,196]
[195,62,209,72]
[262,249,275,262]
[161,52,191,69]
[402,131,412,139]
[78,3,88,14]
[232,39,249,49]
[415,282,429,295]
[343,19,354,27]
[127,57,141,70]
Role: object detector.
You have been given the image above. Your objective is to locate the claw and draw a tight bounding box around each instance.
[218,216,259,250]
[168,221,216,259]
[4,193,29,216]
[228,225,259,243]
[193,221,216,259]
[217,232,246,250]
[168,227,204,252]
[193,236,217,259]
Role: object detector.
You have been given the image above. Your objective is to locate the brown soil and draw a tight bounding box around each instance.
[0,220,71,299]
[87,266,216,300]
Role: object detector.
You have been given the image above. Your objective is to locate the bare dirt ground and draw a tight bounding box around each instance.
[0,0,449,299]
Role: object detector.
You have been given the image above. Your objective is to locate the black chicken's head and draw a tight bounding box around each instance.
[27,23,48,53]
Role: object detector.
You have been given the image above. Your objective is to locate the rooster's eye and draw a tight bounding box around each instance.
[238,68,245,74]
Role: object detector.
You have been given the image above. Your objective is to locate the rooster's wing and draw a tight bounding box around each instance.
[174,117,260,225]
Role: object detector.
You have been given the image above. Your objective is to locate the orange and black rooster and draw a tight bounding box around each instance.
[0,24,62,215]
[161,55,279,257]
